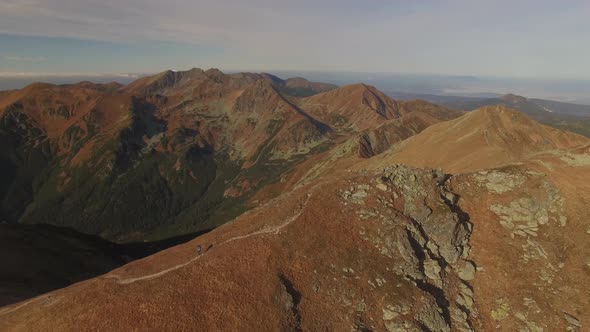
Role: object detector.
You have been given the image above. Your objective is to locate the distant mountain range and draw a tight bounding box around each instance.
[388,91,590,137]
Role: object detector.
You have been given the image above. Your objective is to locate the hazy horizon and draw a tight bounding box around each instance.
[1,69,590,105]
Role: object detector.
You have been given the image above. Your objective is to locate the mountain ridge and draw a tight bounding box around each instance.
[0,69,457,242]
[371,105,588,173]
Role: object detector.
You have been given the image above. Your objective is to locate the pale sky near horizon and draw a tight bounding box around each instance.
[0,0,589,78]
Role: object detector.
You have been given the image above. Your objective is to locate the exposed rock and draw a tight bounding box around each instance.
[424,258,443,286]
[491,299,510,321]
[395,228,423,280]
[444,191,459,204]
[559,215,568,226]
[384,321,421,332]
[379,165,476,331]
[383,165,471,265]
[473,170,526,194]
[490,197,549,237]
[450,307,474,332]
[457,261,476,281]
[376,183,388,192]
[382,303,412,326]
[456,282,474,311]
[559,152,590,166]
[382,305,399,321]
[415,304,451,332]
[521,239,548,262]
[564,312,582,328]
[514,311,544,332]
[351,190,367,199]
[348,185,369,203]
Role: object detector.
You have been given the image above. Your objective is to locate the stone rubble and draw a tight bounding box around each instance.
[472,169,526,194]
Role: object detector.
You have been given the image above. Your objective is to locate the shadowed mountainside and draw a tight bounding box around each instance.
[0,69,458,242]
[0,223,213,307]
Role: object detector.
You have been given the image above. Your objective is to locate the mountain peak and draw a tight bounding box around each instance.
[378,106,588,173]
[232,78,291,114]
[204,68,224,79]
[123,68,213,94]
[22,82,54,91]
[306,83,401,119]
[466,105,535,126]
[500,93,527,103]
[334,83,374,94]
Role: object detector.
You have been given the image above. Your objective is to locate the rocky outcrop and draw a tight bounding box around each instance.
[344,165,477,331]
[482,169,567,240]
[383,165,475,331]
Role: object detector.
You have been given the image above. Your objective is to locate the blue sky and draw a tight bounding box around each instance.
[0,34,223,73]
[1,0,589,78]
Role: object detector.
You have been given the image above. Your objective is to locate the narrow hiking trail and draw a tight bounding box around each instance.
[105,192,314,285]
[0,187,318,316]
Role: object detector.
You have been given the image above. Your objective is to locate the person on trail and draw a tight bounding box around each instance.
[197,245,202,254]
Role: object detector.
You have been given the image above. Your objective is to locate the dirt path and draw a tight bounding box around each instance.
[105,192,313,285]
[0,296,46,316]
[0,188,317,316]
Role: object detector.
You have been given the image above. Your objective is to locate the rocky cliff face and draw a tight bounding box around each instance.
[358,165,476,331]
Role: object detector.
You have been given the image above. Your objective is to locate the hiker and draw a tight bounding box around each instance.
[197,245,202,254]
